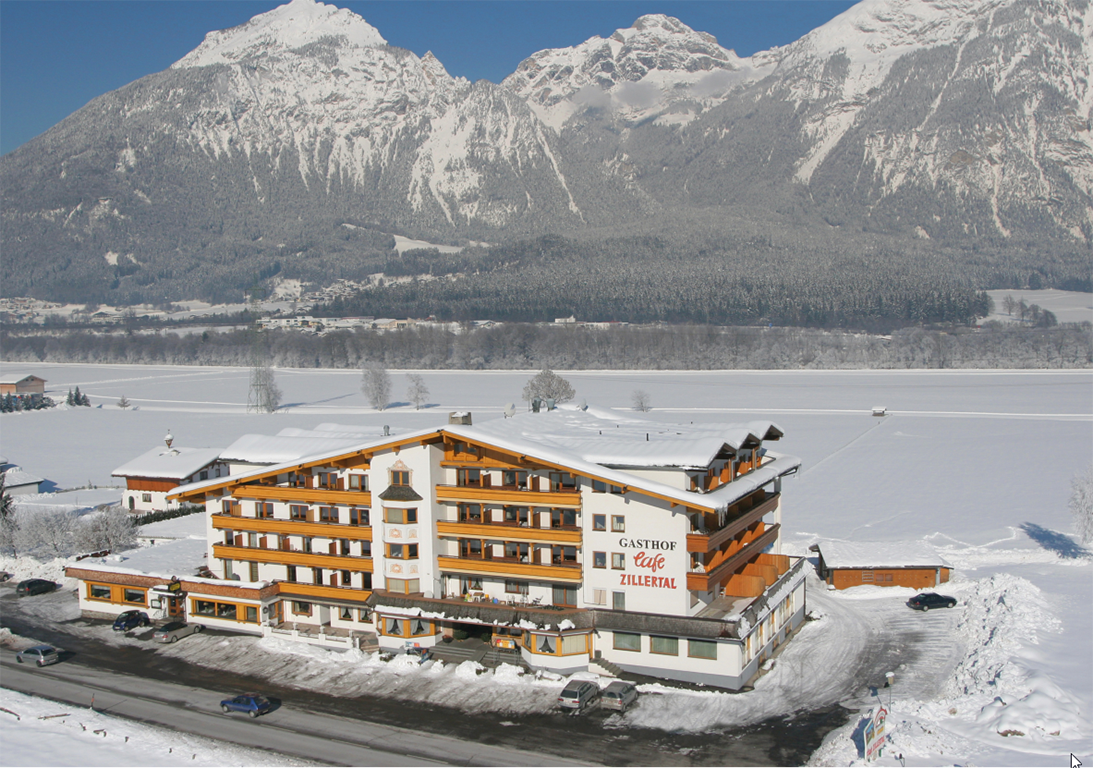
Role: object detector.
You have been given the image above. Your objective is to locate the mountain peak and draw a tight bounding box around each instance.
[173,0,386,69]
[617,14,720,47]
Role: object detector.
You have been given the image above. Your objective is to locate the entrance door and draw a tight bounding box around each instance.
[167,596,185,619]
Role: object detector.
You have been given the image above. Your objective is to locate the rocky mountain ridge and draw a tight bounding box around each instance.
[1,0,1090,308]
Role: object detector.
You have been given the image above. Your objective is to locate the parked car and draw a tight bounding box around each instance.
[0,571,12,583]
[16,645,60,667]
[15,579,56,597]
[907,593,957,611]
[152,621,204,643]
[112,610,150,632]
[220,694,271,718]
[558,680,600,712]
[600,680,639,712]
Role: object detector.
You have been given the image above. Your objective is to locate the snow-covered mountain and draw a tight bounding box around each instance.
[1,0,1090,304]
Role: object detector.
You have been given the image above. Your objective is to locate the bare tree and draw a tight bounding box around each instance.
[249,362,282,413]
[80,505,137,553]
[406,373,429,410]
[631,389,652,412]
[21,507,80,558]
[522,368,575,405]
[1070,465,1093,544]
[361,362,391,410]
[117,394,131,409]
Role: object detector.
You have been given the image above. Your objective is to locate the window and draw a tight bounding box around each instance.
[386,578,419,594]
[592,479,607,493]
[387,543,418,559]
[200,470,208,481]
[533,634,556,654]
[593,514,606,531]
[290,505,308,521]
[357,609,371,622]
[221,500,237,515]
[593,551,607,569]
[688,639,718,660]
[384,508,417,524]
[257,502,274,518]
[459,503,483,523]
[457,469,481,487]
[560,634,588,655]
[505,580,529,595]
[361,541,372,557]
[142,493,152,503]
[502,470,527,488]
[592,589,607,605]
[244,606,258,623]
[249,562,259,581]
[613,632,640,651]
[88,584,111,601]
[303,537,313,554]
[286,565,297,582]
[390,470,410,486]
[549,472,576,491]
[224,559,234,579]
[348,474,368,491]
[552,585,577,607]
[409,618,431,636]
[383,617,403,636]
[341,570,352,586]
[123,588,145,605]
[319,506,337,523]
[292,601,312,615]
[340,607,353,621]
[194,600,216,616]
[612,591,625,611]
[611,515,625,532]
[217,603,237,620]
[350,507,369,526]
[612,553,625,570]
[651,636,679,655]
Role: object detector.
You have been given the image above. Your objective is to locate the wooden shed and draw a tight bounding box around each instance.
[812,540,952,590]
[0,375,47,395]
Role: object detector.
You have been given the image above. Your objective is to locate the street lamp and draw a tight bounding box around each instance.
[885,671,895,708]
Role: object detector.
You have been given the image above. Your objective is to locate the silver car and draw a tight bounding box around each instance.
[557,680,599,712]
[152,621,204,643]
[16,645,60,667]
[601,680,638,712]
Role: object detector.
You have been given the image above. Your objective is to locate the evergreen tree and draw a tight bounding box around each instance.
[66,389,75,406]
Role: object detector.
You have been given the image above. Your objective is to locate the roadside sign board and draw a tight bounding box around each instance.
[864,705,887,762]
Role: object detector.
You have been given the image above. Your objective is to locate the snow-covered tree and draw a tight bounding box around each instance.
[631,389,651,412]
[522,368,575,405]
[80,505,137,553]
[249,362,281,413]
[361,362,391,410]
[1070,465,1093,544]
[406,373,429,410]
[117,395,131,409]
[22,507,80,557]
[0,475,16,555]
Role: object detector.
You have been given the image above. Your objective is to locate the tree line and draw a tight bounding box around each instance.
[3,321,1089,370]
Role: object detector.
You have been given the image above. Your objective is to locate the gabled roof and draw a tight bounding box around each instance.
[816,540,953,570]
[2,466,44,488]
[112,446,222,480]
[169,408,800,514]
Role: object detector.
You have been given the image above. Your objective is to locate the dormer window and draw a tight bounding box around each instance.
[391,470,410,486]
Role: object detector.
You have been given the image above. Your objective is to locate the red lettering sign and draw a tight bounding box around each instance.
[620,573,676,589]
[633,550,666,573]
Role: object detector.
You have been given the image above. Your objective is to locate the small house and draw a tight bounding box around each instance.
[0,375,47,395]
[1,465,45,495]
[112,432,226,512]
[812,540,952,590]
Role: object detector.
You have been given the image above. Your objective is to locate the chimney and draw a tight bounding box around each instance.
[448,411,472,425]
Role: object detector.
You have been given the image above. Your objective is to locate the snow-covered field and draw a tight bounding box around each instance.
[1,362,1090,766]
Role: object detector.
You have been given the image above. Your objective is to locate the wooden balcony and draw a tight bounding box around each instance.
[212,544,374,572]
[228,484,372,507]
[686,524,780,592]
[437,556,582,583]
[686,493,779,553]
[435,484,581,508]
[436,520,581,545]
[212,514,373,541]
[275,582,373,604]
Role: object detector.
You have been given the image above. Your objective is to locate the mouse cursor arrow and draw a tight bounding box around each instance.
[1072,754,1082,768]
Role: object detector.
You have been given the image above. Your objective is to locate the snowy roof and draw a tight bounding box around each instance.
[2,466,44,488]
[0,375,45,384]
[112,446,222,480]
[74,537,209,581]
[816,540,953,570]
[219,433,365,464]
[138,512,208,540]
[173,407,800,514]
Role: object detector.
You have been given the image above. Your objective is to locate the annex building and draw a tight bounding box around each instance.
[68,406,806,690]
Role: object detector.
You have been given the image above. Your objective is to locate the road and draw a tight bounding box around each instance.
[1,587,844,766]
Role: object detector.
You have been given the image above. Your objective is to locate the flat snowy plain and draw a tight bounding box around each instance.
[0,362,1090,767]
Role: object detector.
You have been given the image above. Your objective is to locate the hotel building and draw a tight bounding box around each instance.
[68,406,806,690]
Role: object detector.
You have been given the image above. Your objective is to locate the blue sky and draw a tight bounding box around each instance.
[0,0,858,155]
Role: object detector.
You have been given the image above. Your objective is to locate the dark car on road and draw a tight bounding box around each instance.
[112,610,150,631]
[220,694,272,718]
[16,579,56,597]
[907,592,957,611]
[16,645,61,667]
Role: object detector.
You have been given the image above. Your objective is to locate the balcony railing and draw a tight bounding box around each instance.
[228,484,372,507]
[435,485,581,508]
[275,581,373,603]
[437,555,582,583]
[436,520,581,545]
[212,544,374,572]
[685,524,780,592]
[686,493,779,553]
[212,514,373,541]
